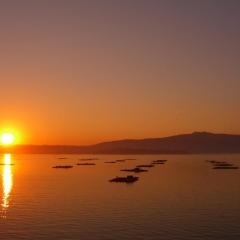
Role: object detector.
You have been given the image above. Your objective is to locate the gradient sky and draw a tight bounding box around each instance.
[0,0,240,145]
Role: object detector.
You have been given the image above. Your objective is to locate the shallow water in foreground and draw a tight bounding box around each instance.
[0,154,240,240]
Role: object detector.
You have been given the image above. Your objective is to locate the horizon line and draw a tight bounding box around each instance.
[2,131,240,147]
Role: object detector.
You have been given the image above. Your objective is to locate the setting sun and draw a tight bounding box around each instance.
[1,133,15,145]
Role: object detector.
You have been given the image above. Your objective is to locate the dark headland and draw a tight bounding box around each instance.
[1,132,240,154]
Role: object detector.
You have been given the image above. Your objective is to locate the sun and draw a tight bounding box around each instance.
[1,133,15,145]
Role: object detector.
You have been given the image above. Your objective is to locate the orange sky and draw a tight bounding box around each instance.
[0,1,240,145]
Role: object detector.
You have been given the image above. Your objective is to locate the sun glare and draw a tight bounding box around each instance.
[1,133,15,145]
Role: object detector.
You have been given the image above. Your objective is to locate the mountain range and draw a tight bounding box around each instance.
[1,132,240,154]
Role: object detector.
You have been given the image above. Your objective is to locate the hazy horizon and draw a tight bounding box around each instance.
[1,131,240,156]
[1,130,240,146]
[1,0,240,145]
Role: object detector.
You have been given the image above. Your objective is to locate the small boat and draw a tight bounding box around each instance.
[52,165,73,169]
[109,175,139,183]
[58,157,68,160]
[121,167,148,173]
[104,161,117,164]
[76,163,96,166]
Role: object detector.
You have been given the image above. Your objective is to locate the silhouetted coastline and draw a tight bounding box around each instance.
[1,132,240,154]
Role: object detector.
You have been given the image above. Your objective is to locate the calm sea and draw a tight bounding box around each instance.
[0,154,240,240]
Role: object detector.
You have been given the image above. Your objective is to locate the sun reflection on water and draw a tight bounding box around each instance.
[1,154,13,218]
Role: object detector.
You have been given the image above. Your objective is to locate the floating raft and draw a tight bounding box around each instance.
[76,163,96,166]
[52,165,73,169]
[152,161,166,165]
[213,163,234,167]
[152,160,167,163]
[79,158,98,161]
[118,158,136,161]
[136,164,154,168]
[207,160,239,170]
[121,167,148,173]
[213,166,239,170]
[109,175,139,183]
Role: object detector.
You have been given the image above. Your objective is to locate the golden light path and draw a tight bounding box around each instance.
[1,154,13,218]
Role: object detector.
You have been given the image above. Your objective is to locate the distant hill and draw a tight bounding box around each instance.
[1,132,240,154]
[88,132,240,154]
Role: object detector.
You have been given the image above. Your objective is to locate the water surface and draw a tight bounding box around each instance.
[1,154,240,239]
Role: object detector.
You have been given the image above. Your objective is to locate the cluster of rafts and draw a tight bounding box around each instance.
[206,160,239,170]
[109,159,167,183]
[52,158,167,183]
[104,159,136,164]
[53,157,239,182]
[52,158,97,169]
